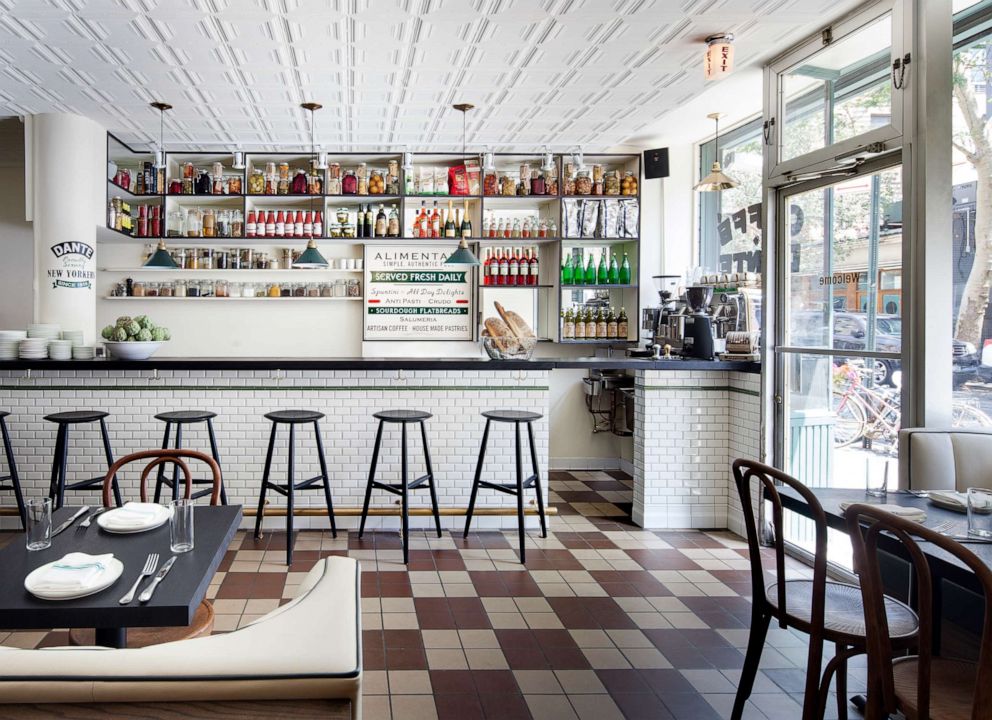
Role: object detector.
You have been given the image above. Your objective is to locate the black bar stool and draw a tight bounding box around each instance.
[464,410,547,563]
[358,410,442,564]
[153,410,228,505]
[0,411,26,530]
[253,410,336,565]
[45,410,122,510]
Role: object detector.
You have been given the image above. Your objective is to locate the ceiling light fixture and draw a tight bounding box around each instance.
[704,33,735,81]
[445,103,480,267]
[541,146,555,173]
[143,238,179,269]
[695,112,739,192]
[294,102,329,269]
[150,101,171,169]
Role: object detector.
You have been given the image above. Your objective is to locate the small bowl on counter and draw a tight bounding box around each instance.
[102,341,165,360]
[482,336,537,361]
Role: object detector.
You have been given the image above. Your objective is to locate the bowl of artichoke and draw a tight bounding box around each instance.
[101,316,171,360]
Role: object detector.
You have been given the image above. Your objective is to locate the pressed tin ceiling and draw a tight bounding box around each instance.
[0,0,865,152]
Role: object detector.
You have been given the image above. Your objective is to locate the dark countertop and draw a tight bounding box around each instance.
[0,356,760,373]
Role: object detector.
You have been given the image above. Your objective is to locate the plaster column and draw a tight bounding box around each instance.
[27,113,104,344]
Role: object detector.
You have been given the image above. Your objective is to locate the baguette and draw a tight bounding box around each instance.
[483,317,516,353]
[494,301,535,340]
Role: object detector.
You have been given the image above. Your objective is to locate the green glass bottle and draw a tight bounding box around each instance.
[561,253,574,285]
[597,248,608,285]
[584,252,596,285]
[608,252,620,284]
[618,252,631,285]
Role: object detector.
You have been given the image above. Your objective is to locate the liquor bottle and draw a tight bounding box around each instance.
[246,210,257,238]
[490,247,502,286]
[584,252,596,285]
[508,247,519,284]
[519,248,530,286]
[597,248,608,284]
[482,248,492,285]
[511,218,521,238]
[585,308,596,339]
[303,211,313,238]
[496,218,505,238]
[606,307,618,338]
[461,200,472,238]
[431,201,440,238]
[561,253,573,285]
[574,306,585,339]
[364,205,375,238]
[375,205,386,237]
[619,252,631,285]
[529,246,539,285]
[608,252,620,284]
[503,217,512,239]
[522,217,531,239]
[617,307,628,338]
[444,201,456,238]
[417,201,427,238]
[562,307,575,339]
[313,211,323,238]
[596,308,607,338]
[499,247,510,286]
[482,216,489,238]
[387,204,400,237]
[488,212,497,238]
[275,210,285,238]
[265,210,275,238]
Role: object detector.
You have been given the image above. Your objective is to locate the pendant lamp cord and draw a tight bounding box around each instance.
[714,115,720,163]
[159,106,164,155]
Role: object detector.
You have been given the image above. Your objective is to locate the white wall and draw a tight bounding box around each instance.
[0,118,33,330]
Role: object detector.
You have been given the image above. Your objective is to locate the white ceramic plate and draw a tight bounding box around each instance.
[98,505,171,534]
[24,557,124,600]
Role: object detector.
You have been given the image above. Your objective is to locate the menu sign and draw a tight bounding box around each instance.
[364,245,474,341]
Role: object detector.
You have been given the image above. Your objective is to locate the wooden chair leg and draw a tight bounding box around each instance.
[732,610,770,720]
[801,633,825,720]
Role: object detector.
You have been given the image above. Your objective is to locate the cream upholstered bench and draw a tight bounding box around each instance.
[0,556,361,719]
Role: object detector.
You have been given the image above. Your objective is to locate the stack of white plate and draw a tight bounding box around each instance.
[27,323,60,341]
[48,340,73,360]
[0,330,26,361]
[72,345,96,360]
[18,338,49,359]
[61,330,84,347]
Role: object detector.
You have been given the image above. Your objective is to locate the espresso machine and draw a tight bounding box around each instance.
[682,286,715,360]
[713,287,761,359]
[632,275,683,357]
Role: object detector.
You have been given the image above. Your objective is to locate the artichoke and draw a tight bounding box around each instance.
[136,328,153,342]
[136,315,153,330]
[124,320,141,337]
[101,325,115,340]
[161,328,171,341]
[151,327,167,342]
[112,326,128,342]
[115,316,132,327]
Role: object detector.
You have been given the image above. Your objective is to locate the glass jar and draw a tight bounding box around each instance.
[320,282,333,297]
[200,248,215,270]
[604,170,621,196]
[185,208,203,237]
[174,280,187,297]
[340,223,356,239]
[342,170,358,195]
[228,281,242,298]
[264,162,277,194]
[307,282,320,297]
[333,279,346,297]
[292,282,306,297]
[530,173,546,196]
[231,210,243,238]
[386,160,399,194]
[184,248,198,270]
[291,169,308,194]
[241,282,255,298]
[167,208,185,237]
[187,280,200,297]
[215,280,228,298]
[574,170,593,196]
[241,248,254,269]
[215,246,229,269]
[347,279,361,297]
[484,171,498,196]
[357,163,368,195]
[212,162,224,194]
[327,163,342,195]
[281,283,292,298]
[369,168,384,194]
[145,282,158,297]
[227,175,242,195]
[501,175,516,196]
[202,208,216,238]
[621,171,638,195]
[278,162,290,181]
[248,169,265,195]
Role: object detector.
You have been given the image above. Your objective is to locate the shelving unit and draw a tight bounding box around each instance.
[103,296,361,302]
[104,135,641,344]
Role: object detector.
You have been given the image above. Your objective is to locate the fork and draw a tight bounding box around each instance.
[929,521,956,535]
[81,507,108,528]
[903,489,930,498]
[119,553,159,605]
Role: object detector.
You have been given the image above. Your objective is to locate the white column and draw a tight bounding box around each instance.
[27,113,105,344]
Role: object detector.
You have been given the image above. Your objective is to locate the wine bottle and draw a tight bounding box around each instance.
[561,254,574,285]
[618,307,629,338]
[365,204,374,238]
[387,204,400,237]
[608,252,620,284]
[619,252,631,284]
[584,252,596,285]
[431,201,440,238]
[375,204,386,237]
[607,307,618,338]
[460,200,472,238]
[597,248,608,284]
[575,306,586,339]
[444,200,456,238]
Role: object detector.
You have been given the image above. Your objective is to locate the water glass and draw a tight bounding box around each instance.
[967,487,992,538]
[25,498,52,551]
[170,499,195,553]
[865,458,888,498]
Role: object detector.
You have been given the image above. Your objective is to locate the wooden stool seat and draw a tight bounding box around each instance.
[69,600,214,648]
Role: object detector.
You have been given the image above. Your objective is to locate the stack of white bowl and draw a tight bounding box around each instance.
[62,330,84,347]
[72,345,96,360]
[27,324,61,341]
[0,330,26,360]
[48,339,73,360]
[18,338,49,359]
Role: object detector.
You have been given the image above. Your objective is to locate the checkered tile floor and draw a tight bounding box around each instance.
[0,470,865,719]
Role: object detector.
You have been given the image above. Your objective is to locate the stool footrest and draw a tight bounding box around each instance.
[64,477,111,491]
[372,474,432,495]
[477,475,538,495]
[263,475,327,497]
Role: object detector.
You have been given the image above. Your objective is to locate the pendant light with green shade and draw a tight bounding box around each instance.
[293,102,329,269]
[142,102,179,269]
[445,103,480,267]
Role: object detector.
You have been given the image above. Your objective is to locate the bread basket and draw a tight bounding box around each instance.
[482,335,538,360]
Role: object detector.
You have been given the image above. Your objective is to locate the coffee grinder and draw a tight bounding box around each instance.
[682,286,715,360]
[633,275,682,357]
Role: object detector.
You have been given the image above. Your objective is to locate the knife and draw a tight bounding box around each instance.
[51,506,90,537]
[138,555,176,603]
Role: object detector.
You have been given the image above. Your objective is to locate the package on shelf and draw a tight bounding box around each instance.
[561,198,639,239]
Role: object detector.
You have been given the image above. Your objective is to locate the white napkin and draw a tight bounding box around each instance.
[931,490,992,513]
[102,502,166,530]
[839,501,927,522]
[31,553,114,592]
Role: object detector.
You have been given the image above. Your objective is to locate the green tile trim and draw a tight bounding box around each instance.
[0,385,549,393]
[636,384,760,397]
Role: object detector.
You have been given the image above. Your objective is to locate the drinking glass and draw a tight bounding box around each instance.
[865,457,888,498]
[170,499,195,553]
[967,487,992,538]
[26,498,52,551]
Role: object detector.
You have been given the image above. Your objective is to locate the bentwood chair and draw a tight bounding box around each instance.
[101,449,222,508]
[731,459,919,720]
[846,503,992,720]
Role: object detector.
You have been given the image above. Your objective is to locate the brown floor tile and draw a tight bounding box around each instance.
[471,669,518,694]
[385,646,428,670]
[435,693,485,720]
[478,692,532,720]
[430,669,476,694]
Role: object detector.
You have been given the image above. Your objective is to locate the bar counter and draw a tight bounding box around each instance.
[0,358,760,534]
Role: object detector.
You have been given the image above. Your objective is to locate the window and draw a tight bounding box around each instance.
[697,117,764,274]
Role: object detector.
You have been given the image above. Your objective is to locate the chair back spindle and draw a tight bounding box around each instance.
[102,449,222,507]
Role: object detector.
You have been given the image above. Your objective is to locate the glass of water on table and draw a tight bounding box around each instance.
[865,457,889,498]
[967,487,992,538]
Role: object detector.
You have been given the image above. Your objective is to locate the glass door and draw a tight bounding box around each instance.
[774,164,903,565]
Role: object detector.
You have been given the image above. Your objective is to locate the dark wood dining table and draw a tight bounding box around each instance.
[0,504,241,648]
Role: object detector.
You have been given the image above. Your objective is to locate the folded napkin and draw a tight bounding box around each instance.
[839,501,927,522]
[931,490,992,513]
[102,502,165,530]
[31,553,114,593]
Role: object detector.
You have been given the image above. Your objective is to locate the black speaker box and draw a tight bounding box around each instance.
[643,147,669,179]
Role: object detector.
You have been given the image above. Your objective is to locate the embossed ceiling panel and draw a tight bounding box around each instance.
[0,0,865,151]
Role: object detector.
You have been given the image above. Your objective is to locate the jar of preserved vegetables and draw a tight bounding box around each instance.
[342,170,358,195]
[604,170,621,196]
[248,169,265,195]
[501,175,515,196]
[327,163,342,195]
[484,171,498,195]
[574,170,592,196]
[621,171,638,195]
[357,163,368,195]
[369,168,385,194]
